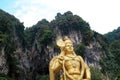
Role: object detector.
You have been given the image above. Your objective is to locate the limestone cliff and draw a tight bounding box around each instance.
[0,9,29,80]
[0,10,107,80]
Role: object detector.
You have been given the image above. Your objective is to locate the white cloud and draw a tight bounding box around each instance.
[13,0,120,34]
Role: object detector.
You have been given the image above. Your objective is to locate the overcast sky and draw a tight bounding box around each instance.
[0,0,120,34]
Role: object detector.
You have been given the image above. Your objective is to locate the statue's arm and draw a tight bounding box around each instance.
[78,56,91,80]
[49,66,55,80]
[49,56,62,80]
[84,64,91,80]
[78,56,85,79]
[49,57,56,80]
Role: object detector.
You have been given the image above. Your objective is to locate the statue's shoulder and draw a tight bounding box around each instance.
[49,56,58,66]
[49,55,64,66]
[75,55,84,62]
[51,56,59,60]
[76,55,83,59]
[50,55,61,63]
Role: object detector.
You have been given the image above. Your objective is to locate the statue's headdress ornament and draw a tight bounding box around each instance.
[56,36,72,48]
[64,36,72,44]
[56,39,65,48]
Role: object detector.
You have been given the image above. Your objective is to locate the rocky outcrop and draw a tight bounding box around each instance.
[0,10,106,80]
[0,47,8,75]
[53,26,104,69]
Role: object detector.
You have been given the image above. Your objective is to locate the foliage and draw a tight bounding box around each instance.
[0,77,14,80]
[90,66,105,80]
[110,40,120,64]
[82,30,94,45]
[51,11,94,44]
[24,19,52,47]
[2,9,120,80]
[104,27,120,43]
[36,75,49,80]
[94,31,108,50]
[0,74,14,80]
[101,40,120,79]
[15,22,26,47]
[5,37,23,78]
[109,40,120,78]
[0,9,25,79]
[0,34,8,47]
[39,29,54,46]
[101,53,119,79]
[74,44,86,58]
[116,74,120,80]
[24,27,38,47]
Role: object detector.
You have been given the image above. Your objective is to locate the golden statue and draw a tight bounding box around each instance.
[49,36,91,80]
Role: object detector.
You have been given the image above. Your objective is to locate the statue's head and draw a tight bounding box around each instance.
[64,36,74,53]
[56,36,76,55]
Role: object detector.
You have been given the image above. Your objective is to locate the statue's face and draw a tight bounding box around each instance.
[65,42,73,52]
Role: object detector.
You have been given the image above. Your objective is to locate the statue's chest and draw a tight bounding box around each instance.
[64,56,80,61]
[64,56,80,67]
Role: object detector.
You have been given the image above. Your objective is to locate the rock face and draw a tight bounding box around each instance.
[0,9,30,80]
[0,10,106,80]
[0,47,8,75]
[53,26,103,68]
[85,40,103,68]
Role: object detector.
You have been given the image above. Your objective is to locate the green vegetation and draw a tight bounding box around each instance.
[39,29,54,46]
[101,27,120,79]
[74,44,86,58]
[90,67,105,80]
[109,40,120,79]
[0,74,14,80]
[94,31,108,50]
[0,9,25,79]
[36,75,49,80]
[51,11,94,45]
[110,40,120,65]
[100,41,120,79]
[104,27,120,43]
[1,9,120,80]
[0,77,14,80]
[24,19,54,47]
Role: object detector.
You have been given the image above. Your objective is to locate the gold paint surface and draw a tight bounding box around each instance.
[49,36,91,80]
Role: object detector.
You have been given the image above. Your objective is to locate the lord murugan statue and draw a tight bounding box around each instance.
[49,36,91,80]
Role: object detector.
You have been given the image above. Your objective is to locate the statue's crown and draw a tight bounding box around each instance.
[64,36,72,44]
[56,36,72,48]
